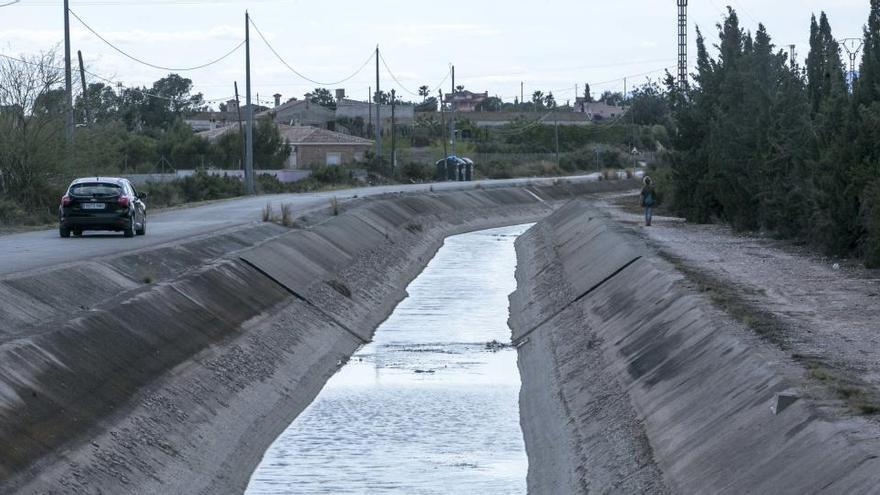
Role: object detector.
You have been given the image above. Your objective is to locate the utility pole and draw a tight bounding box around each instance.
[244,11,255,194]
[554,112,560,167]
[678,0,689,90]
[520,81,524,110]
[841,38,864,90]
[450,65,455,157]
[439,88,447,159]
[390,89,397,173]
[234,82,245,170]
[63,0,74,155]
[77,50,89,126]
[375,46,382,163]
[367,86,372,138]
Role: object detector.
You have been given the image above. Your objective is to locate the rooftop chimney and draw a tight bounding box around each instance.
[273,93,282,108]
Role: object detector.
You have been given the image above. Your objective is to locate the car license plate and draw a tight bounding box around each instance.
[81,203,105,210]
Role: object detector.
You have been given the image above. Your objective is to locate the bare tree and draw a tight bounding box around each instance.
[0,49,64,197]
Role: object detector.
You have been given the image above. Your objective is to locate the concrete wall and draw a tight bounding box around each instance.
[0,180,635,494]
[295,144,371,168]
[510,201,880,494]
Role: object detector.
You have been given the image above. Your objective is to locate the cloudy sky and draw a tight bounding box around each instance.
[0,0,873,108]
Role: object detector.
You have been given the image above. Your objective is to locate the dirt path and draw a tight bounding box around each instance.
[600,192,880,416]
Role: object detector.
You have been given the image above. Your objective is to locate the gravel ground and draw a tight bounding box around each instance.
[601,192,880,416]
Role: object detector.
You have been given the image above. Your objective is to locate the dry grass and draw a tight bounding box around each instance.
[262,202,273,222]
[280,203,293,227]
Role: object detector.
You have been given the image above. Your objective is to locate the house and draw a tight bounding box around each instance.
[196,123,374,169]
[443,90,489,112]
[277,124,373,168]
[256,97,335,129]
[335,98,415,126]
[454,111,593,128]
[573,98,626,121]
[184,111,235,132]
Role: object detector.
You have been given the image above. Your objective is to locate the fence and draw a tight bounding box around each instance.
[124,169,312,186]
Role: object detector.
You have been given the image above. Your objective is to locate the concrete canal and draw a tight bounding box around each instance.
[245,224,531,494]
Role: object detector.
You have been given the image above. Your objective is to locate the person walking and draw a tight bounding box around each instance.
[640,176,656,227]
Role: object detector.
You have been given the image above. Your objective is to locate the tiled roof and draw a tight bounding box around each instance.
[197,123,373,145]
[277,124,373,145]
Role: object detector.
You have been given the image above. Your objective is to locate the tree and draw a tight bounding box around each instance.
[0,49,64,202]
[544,92,557,108]
[582,83,593,103]
[309,88,337,110]
[599,91,624,106]
[415,96,438,112]
[475,96,503,112]
[373,90,390,105]
[629,81,670,126]
[455,84,465,93]
[531,91,545,109]
[418,85,430,101]
[858,0,880,105]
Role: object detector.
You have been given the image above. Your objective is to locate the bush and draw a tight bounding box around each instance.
[398,162,433,182]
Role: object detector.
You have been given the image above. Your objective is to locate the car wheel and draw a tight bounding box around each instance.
[59,226,71,238]
[136,216,146,236]
[123,220,135,238]
[73,229,83,237]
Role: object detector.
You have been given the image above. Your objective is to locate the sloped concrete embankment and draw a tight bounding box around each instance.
[0,180,630,494]
[510,201,880,494]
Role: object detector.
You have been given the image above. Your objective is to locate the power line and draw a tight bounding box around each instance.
[379,51,451,98]
[378,51,419,97]
[248,15,374,86]
[68,8,245,71]
[0,52,211,105]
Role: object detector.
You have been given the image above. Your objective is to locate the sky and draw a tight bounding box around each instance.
[0,0,874,108]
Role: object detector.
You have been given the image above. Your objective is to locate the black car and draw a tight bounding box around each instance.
[59,177,147,238]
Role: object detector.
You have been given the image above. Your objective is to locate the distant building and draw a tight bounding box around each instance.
[336,98,415,125]
[455,111,592,128]
[573,98,626,121]
[443,90,489,112]
[196,123,373,169]
[278,124,373,168]
[257,97,335,129]
[184,111,235,132]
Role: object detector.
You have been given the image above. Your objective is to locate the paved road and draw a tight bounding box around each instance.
[0,175,598,277]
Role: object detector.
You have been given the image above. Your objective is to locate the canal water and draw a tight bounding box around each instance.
[245,224,531,494]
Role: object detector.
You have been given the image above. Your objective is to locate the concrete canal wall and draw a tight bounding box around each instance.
[510,201,880,494]
[0,180,632,494]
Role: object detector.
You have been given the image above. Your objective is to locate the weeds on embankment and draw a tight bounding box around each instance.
[262,202,295,227]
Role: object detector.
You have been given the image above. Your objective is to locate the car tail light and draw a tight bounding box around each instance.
[118,196,130,208]
[61,195,72,207]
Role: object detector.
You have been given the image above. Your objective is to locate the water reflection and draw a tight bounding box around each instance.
[246,224,531,494]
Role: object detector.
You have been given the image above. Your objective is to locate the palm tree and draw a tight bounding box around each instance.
[418,85,430,101]
[532,90,545,108]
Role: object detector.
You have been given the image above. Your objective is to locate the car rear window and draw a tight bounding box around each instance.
[70,183,122,196]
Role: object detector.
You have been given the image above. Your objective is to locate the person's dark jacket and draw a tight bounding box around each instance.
[641,184,656,207]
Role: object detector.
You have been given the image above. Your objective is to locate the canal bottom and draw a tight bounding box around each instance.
[246,224,532,494]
